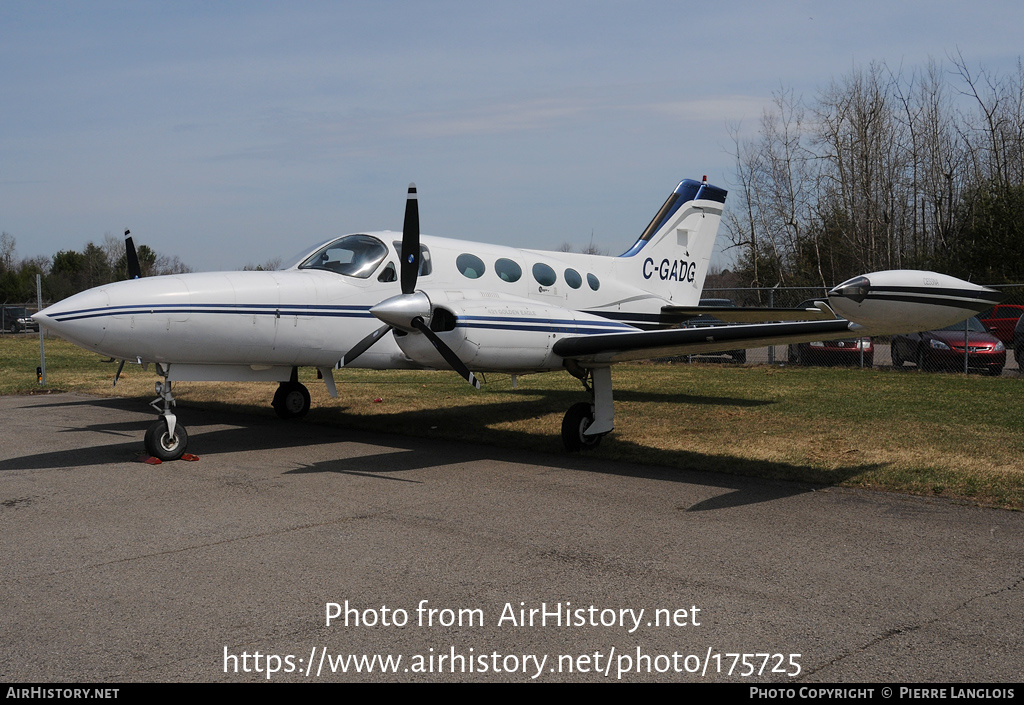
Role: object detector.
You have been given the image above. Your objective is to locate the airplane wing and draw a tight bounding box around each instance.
[552,319,857,364]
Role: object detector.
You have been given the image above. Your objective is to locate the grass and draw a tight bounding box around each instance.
[4,334,1023,509]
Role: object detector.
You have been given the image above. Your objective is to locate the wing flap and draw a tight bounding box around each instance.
[553,319,856,364]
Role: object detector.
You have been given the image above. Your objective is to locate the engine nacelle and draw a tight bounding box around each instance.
[393,290,637,372]
[828,270,1002,335]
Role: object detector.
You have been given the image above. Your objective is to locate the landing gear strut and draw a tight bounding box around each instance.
[561,364,614,452]
[145,364,188,461]
[273,368,311,419]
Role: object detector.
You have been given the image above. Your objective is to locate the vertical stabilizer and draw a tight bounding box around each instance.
[618,178,727,303]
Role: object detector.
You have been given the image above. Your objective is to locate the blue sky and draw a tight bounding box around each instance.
[3,1,1023,271]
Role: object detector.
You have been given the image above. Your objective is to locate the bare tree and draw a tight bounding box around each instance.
[724,54,1024,287]
[0,232,15,273]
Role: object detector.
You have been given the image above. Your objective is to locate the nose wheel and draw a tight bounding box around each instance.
[145,419,189,461]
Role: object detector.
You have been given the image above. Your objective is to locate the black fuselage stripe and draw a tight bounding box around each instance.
[867,286,1002,300]
[864,292,998,309]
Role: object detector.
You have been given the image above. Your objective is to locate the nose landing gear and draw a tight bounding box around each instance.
[145,365,188,461]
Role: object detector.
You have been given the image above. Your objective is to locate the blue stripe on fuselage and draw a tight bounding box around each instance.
[49,303,374,322]
[49,305,639,337]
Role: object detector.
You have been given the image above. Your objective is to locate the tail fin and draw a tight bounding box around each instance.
[618,178,726,303]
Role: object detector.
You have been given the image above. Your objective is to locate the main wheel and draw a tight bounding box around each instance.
[273,382,311,419]
[561,402,602,452]
[144,420,188,461]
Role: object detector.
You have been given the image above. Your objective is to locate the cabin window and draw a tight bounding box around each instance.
[299,234,388,278]
[532,263,557,286]
[564,268,582,289]
[587,273,600,291]
[457,253,486,279]
[495,258,522,282]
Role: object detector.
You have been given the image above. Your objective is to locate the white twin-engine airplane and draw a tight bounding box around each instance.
[34,178,1000,460]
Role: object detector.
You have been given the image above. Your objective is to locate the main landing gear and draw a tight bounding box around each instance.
[561,364,614,452]
[145,364,188,461]
[272,368,311,419]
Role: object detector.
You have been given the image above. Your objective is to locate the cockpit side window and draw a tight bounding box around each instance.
[393,241,433,276]
[377,262,397,282]
[299,235,388,278]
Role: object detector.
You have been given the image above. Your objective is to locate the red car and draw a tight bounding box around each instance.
[787,300,873,366]
[980,304,1024,345]
[891,316,1006,375]
[788,337,874,366]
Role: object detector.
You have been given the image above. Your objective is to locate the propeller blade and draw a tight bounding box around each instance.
[401,183,419,295]
[340,323,393,367]
[410,317,481,389]
[124,229,142,279]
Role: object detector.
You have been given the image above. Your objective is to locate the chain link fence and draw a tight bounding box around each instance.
[1,301,44,335]
[691,285,1023,376]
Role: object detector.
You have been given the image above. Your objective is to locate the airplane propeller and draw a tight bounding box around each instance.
[340,184,480,389]
[400,184,420,296]
[125,229,142,279]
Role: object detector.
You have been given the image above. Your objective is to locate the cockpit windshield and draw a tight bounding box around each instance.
[298,234,388,278]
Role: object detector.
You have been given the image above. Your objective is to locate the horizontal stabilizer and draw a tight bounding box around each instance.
[661,301,837,324]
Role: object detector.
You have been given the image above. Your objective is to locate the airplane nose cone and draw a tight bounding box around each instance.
[35,287,111,350]
[828,276,870,303]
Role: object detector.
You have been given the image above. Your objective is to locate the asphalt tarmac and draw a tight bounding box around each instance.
[1,393,1021,683]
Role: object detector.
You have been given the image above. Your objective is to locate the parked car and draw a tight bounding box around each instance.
[1014,314,1024,365]
[979,304,1024,345]
[683,298,746,363]
[891,316,1006,375]
[17,315,39,332]
[787,300,873,366]
[1,306,29,333]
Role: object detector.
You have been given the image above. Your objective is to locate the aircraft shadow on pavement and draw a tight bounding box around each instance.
[1,395,887,511]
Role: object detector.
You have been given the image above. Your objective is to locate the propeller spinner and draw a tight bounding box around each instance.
[340,184,480,389]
